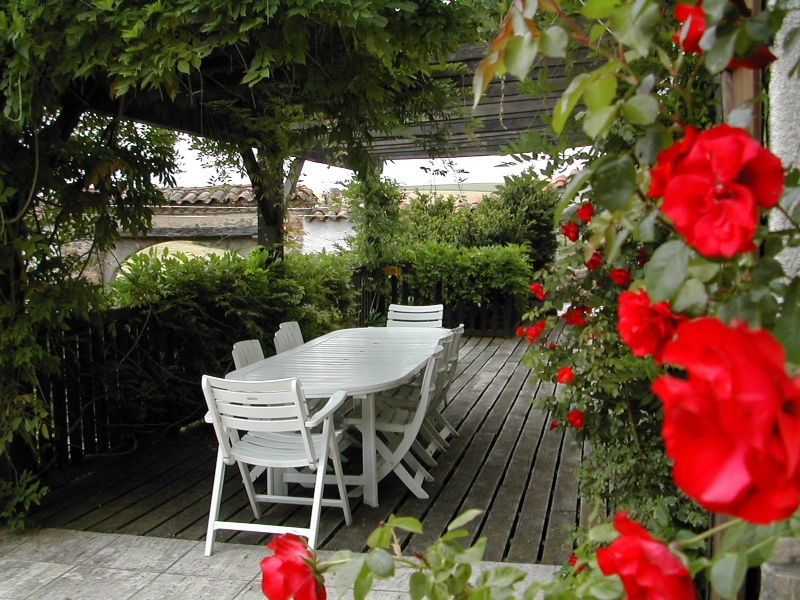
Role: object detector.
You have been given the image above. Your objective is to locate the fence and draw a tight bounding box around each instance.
[31,308,204,472]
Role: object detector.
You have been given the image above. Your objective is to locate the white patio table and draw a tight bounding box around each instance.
[225,326,448,507]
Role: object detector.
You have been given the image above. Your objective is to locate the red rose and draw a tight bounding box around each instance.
[549,342,557,350]
[562,221,580,242]
[577,202,595,222]
[653,318,800,524]
[585,251,602,270]
[516,326,525,337]
[674,2,776,70]
[549,419,560,430]
[529,282,546,300]
[525,320,547,344]
[729,45,777,70]
[648,126,699,199]
[597,512,697,600]
[567,409,584,428]
[610,268,632,286]
[651,124,784,257]
[563,306,590,326]
[673,3,706,54]
[557,366,575,383]
[568,555,586,572]
[636,249,648,266]
[261,534,326,600]
[618,289,686,362]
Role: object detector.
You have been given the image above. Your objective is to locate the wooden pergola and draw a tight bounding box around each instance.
[70,44,596,250]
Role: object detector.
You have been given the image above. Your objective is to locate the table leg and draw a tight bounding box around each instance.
[363,393,378,507]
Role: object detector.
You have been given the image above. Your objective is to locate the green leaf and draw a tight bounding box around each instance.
[727,105,754,129]
[504,34,539,80]
[387,515,423,533]
[635,127,664,165]
[591,154,637,212]
[710,552,747,600]
[366,525,393,549]
[752,258,785,284]
[554,168,593,224]
[366,549,395,578]
[353,570,374,600]
[335,556,366,599]
[687,257,720,283]
[774,278,800,363]
[705,30,738,74]
[177,60,190,74]
[581,0,620,19]
[589,575,625,600]
[583,75,618,110]
[622,94,660,125]
[477,566,527,588]
[552,73,591,133]
[454,537,486,563]
[588,522,620,543]
[671,278,708,315]
[606,227,630,264]
[610,2,661,55]
[447,508,484,531]
[583,105,619,139]
[638,208,659,242]
[540,26,568,58]
[410,572,430,600]
[644,240,690,302]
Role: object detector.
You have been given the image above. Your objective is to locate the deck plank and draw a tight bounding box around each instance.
[33,336,581,564]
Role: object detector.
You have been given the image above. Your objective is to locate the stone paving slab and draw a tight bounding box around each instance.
[0,528,557,600]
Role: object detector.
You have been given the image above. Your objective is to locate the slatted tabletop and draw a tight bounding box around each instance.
[32,332,581,565]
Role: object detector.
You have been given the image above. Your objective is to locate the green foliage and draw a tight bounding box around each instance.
[112,247,357,361]
[345,173,405,269]
[325,510,516,600]
[466,170,560,270]
[100,247,358,436]
[400,242,534,308]
[400,170,561,271]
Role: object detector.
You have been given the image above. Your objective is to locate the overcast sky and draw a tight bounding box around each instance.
[172,140,546,196]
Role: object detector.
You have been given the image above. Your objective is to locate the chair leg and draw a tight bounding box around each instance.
[238,461,262,519]
[205,448,227,557]
[329,429,352,525]
[307,421,332,550]
[375,438,429,499]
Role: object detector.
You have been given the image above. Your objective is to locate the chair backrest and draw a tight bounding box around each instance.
[386,304,444,328]
[274,321,305,354]
[202,375,316,467]
[231,340,265,370]
[430,333,455,408]
[445,324,465,388]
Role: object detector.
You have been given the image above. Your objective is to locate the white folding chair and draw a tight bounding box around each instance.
[231,339,265,370]
[346,346,445,499]
[274,321,305,354]
[386,304,444,328]
[202,375,352,555]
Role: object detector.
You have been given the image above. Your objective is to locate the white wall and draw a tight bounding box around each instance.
[302,220,354,254]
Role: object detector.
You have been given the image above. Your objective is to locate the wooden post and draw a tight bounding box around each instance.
[715,5,761,598]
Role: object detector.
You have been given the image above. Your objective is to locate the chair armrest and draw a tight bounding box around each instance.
[306,390,349,428]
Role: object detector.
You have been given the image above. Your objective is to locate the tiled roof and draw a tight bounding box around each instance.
[160,185,318,206]
[304,207,350,221]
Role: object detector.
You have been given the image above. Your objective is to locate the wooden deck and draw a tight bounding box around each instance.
[31,334,581,565]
